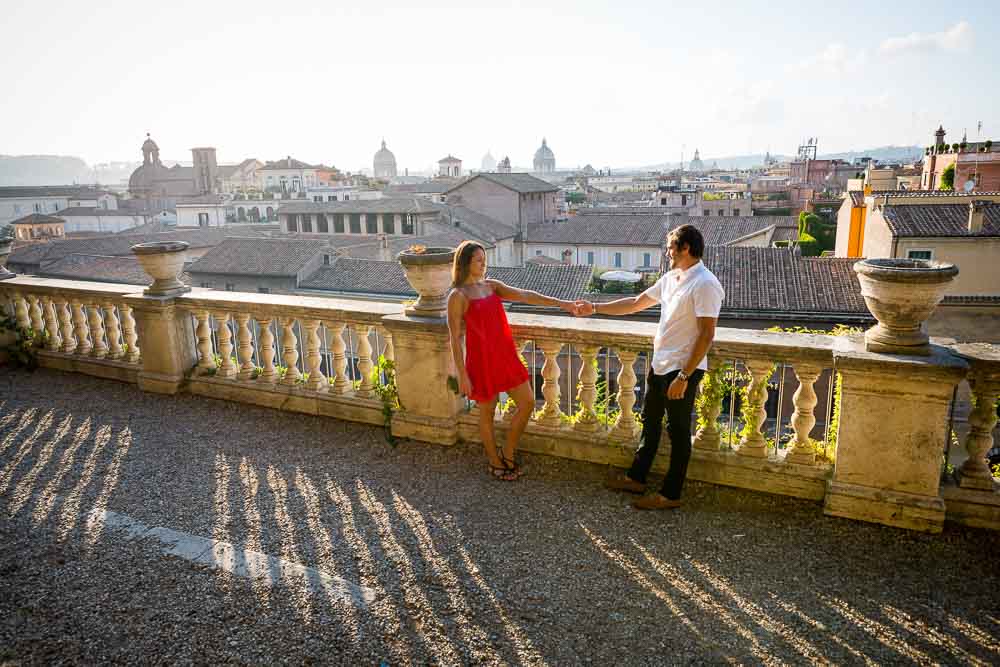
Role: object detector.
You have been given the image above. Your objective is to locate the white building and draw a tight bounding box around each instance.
[56,207,151,234]
[258,157,318,195]
[0,186,117,226]
[306,186,383,203]
[218,159,263,194]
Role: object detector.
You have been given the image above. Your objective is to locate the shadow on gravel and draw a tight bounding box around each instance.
[2,368,1000,665]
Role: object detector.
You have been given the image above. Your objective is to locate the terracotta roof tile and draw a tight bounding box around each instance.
[301,260,592,301]
[882,203,1000,236]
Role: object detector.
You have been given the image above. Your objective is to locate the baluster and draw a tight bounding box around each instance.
[102,300,123,360]
[71,299,92,356]
[58,300,76,353]
[610,349,640,442]
[352,324,374,397]
[380,327,395,362]
[28,295,44,335]
[213,311,236,378]
[536,340,563,427]
[693,358,725,451]
[574,345,600,432]
[958,376,1000,489]
[119,304,140,363]
[194,309,215,374]
[303,319,327,391]
[327,321,350,394]
[785,364,821,464]
[13,292,30,330]
[279,317,300,385]
[257,317,277,383]
[41,296,62,351]
[737,359,773,458]
[234,313,254,380]
[87,301,108,358]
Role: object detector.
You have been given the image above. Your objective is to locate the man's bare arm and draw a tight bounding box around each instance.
[592,292,658,316]
[682,316,717,376]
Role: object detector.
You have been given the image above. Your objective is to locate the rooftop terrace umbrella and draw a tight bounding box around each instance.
[599,270,642,283]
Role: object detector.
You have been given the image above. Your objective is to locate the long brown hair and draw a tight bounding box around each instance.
[451,240,486,287]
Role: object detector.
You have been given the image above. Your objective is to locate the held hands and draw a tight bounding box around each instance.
[561,300,595,317]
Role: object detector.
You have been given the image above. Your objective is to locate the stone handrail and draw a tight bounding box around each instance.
[1,277,143,374]
[1,274,996,535]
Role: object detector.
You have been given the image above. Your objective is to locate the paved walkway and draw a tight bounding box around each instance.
[2,368,999,665]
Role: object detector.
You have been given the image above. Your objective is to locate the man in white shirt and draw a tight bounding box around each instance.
[581,225,724,510]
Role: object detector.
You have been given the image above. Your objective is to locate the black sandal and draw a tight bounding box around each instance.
[501,455,523,479]
[489,462,517,481]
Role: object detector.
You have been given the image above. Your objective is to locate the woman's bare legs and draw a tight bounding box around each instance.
[477,397,509,475]
[501,381,534,466]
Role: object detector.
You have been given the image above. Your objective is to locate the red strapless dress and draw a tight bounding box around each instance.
[464,293,530,401]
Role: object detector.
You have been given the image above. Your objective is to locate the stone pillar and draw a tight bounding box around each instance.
[381,314,462,445]
[824,340,968,533]
[123,293,198,395]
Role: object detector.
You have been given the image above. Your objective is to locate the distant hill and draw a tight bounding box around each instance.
[0,155,94,186]
[625,145,924,173]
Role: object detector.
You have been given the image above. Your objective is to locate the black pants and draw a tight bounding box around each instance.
[627,368,704,500]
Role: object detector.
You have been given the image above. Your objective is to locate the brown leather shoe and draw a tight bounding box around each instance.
[632,493,683,510]
[605,474,647,494]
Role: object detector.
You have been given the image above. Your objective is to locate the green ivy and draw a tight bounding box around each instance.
[371,354,401,447]
[0,311,40,370]
[766,324,862,461]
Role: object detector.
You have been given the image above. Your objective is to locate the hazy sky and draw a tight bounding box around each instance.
[1,1,996,172]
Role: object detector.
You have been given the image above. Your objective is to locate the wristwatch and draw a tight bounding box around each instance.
[677,370,689,381]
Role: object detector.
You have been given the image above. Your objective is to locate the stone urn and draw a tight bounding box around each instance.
[854,258,958,355]
[131,241,191,297]
[397,246,455,317]
[0,238,15,280]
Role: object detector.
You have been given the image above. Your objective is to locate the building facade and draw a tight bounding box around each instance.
[259,157,318,195]
[438,155,462,178]
[0,186,118,227]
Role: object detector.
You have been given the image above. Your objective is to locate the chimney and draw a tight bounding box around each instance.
[969,200,987,233]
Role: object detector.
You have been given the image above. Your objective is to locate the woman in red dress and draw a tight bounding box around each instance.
[447,241,583,480]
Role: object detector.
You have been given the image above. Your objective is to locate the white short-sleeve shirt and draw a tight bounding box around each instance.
[641,261,724,375]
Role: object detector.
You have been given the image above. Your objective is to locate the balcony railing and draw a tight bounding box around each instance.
[2,275,998,534]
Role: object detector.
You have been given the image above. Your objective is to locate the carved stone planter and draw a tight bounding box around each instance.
[131,241,191,297]
[854,258,958,355]
[0,238,15,280]
[398,247,455,318]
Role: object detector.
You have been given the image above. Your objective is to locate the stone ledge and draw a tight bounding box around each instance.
[458,414,830,501]
[187,376,383,426]
[824,480,946,534]
[38,351,139,385]
[941,480,1000,530]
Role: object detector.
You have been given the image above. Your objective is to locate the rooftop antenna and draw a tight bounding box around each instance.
[971,120,983,192]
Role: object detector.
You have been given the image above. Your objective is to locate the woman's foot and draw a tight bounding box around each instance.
[489,460,517,481]
[501,454,524,479]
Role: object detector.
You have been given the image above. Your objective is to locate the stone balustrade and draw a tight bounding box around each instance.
[1,275,998,534]
[173,290,399,426]
[1,277,142,382]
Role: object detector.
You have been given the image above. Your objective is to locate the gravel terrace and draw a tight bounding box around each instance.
[1,367,999,666]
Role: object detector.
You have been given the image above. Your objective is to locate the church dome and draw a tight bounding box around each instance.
[533,138,556,172]
[373,139,397,178]
[481,150,497,172]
